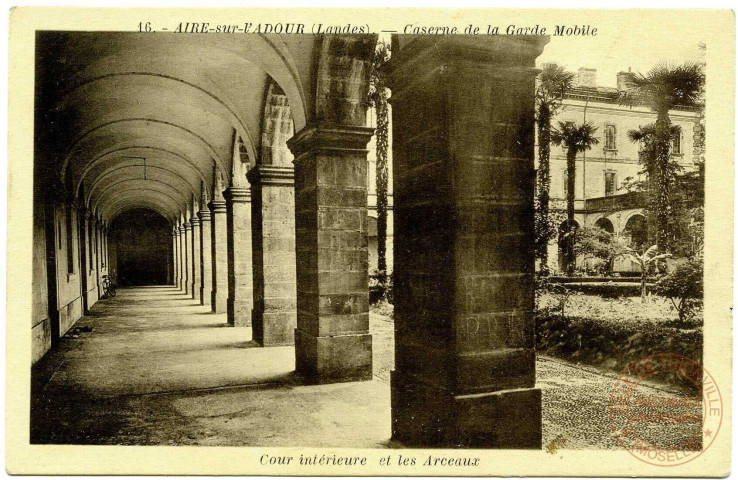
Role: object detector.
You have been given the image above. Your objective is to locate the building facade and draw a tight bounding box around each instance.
[542,67,703,273]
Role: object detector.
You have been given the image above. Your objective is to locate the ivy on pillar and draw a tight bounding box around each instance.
[225,136,253,327]
[288,34,377,383]
[387,36,547,448]
[248,82,297,346]
[209,168,228,313]
[191,197,201,301]
[198,184,212,306]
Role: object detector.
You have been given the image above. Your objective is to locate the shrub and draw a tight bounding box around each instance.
[656,258,703,324]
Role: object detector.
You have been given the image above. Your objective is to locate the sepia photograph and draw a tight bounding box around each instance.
[6,7,734,476]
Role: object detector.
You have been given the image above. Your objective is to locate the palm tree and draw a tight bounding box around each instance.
[627,123,683,248]
[551,121,600,275]
[367,40,390,293]
[535,64,575,271]
[620,62,704,252]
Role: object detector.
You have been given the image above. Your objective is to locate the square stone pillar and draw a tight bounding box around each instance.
[387,36,547,449]
[95,219,103,294]
[191,217,201,300]
[183,222,192,296]
[172,229,179,286]
[210,199,228,313]
[287,125,373,383]
[247,165,297,346]
[198,209,212,306]
[225,187,253,327]
[178,226,185,291]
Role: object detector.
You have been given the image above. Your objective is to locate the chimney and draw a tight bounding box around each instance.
[617,68,636,91]
[576,67,597,88]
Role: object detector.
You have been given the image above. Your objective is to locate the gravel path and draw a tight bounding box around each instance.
[370,310,702,451]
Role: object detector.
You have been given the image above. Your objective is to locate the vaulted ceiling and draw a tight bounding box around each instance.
[35,32,317,224]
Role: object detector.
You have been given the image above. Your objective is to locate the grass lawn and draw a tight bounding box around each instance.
[536,293,703,389]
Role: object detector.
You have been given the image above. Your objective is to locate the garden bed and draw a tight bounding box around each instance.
[536,294,703,390]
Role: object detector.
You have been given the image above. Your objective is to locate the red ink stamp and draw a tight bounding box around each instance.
[608,353,722,466]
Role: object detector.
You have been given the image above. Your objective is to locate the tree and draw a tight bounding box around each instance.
[620,62,705,253]
[551,121,600,275]
[627,123,683,247]
[535,63,575,271]
[621,245,672,302]
[367,40,390,292]
[573,227,623,275]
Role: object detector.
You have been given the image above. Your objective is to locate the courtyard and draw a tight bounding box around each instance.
[31,286,699,450]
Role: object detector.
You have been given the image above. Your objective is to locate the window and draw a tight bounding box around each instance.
[672,132,682,155]
[605,124,616,150]
[65,206,75,274]
[604,171,617,197]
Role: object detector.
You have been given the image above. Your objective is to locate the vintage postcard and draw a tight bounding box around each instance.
[6,7,734,476]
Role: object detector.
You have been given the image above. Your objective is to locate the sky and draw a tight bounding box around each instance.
[538,26,706,89]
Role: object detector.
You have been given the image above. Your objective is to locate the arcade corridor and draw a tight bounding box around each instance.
[32,32,552,447]
[31,286,393,447]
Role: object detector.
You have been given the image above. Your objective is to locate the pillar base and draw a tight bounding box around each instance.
[253,310,295,346]
[295,328,372,384]
[390,371,542,449]
[200,287,211,306]
[211,291,227,313]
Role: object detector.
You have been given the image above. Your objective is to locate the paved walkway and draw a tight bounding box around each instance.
[31,286,699,449]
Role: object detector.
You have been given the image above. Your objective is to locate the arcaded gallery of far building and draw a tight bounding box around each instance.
[33,32,555,448]
[539,66,703,272]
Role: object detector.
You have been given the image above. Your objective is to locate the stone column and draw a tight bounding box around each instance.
[199,208,212,306]
[191,214,201,300]
[210,176,228,313]
[247,165,297,346]
[288,126,373,383]
[94,217,102,294]
[183,220,192,296]
[225,186,253,327]
[172,228,179,286]
[387,36,546,449]
[178,224,186,291]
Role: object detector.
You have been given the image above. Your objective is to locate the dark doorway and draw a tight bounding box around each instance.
[110,209,172,286]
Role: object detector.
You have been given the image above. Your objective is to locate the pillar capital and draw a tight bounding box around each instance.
[223,186,251,203]
[190,216,200,227]
[198,209,212,222]
[208,199,227,214]
[246,164,294,186]
[287,124,374,160]
[184,222,192,231]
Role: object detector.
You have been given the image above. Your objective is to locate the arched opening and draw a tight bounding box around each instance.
[624,214,648,251]
[109,208,172,286]
[594,217,614,233]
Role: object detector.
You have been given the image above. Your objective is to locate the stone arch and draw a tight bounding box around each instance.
[259,78,294,166]
[594,217,615,233]
[623,213,648,250]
